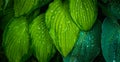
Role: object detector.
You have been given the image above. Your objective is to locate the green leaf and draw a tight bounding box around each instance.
[29,14,56,62]
[14,0,52,17]
[70,0,98,31]
[100,0,120,19]
[2,17,30,62]
[108,0,120,19]
[63,20,101,62]
[45,0,79,57]
[102,17,120,62]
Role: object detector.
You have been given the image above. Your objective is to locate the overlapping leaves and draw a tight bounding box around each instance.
[45,0,79,57]
[64,21,101,62]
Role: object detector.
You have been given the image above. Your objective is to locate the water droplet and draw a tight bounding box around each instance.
[88,36,91,41]
[41,35,44,38]
[76,0,78,2]
[42,27,44,30]
[59,25,62,29]
[80,32,84,35]
[76,42,79,45]
[39,36,41,39]
[80,6,82,9]
[62,28,67,33]
[55,11,57,14]
[38,27,40,29]
[86,8,89,11]
[51,10,53,12]
[72,53,74,56]
[42,31,44,34]
[91,45,94,47]
[113,60,116,62]
[87,45,89,47]
[52,16,55,19]
[43,42,45,44]
[74,39,76,42]
[67,21,70,24]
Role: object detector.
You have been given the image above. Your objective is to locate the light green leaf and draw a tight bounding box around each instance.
[2,17,30,62]
[70,0,98,31]
[29,14,56,62]
[45,0,79,57]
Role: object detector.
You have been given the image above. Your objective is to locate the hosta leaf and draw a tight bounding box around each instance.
[29,14,56,62]
[63,20,101,62]
[45,0,79,57]
[102,17,120,62]
[2,17,30,62]
[100,0,120,19]
[70,0,98,31]
[14,0,52,17]
[107,0,120,19]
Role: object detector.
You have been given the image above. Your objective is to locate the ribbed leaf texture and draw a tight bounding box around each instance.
[63,21,101,62]
[2,17,29,62]
[14,0,52,17]
[29,14,56,62]
[45,0,79,57]
[70,0,98,31]
[102,17,120,62]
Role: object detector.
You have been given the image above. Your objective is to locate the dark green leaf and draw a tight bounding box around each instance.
[102,17,120,62]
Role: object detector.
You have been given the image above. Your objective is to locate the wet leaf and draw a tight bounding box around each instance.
[64,20,101,62]
[45,0,79,57]
[2,17,30,62]
[70,0,98,31]
[102,17,120,62]
[29,14,56,62]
